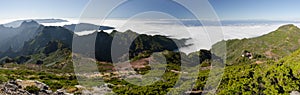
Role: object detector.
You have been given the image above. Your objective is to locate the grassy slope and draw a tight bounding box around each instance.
[214,24,300,65]
[3,48,74,73]
[0,68,78,91]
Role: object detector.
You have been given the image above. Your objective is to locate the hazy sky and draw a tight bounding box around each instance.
[1,0,300,20]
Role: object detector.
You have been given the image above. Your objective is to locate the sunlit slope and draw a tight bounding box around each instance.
[214,24,300,65]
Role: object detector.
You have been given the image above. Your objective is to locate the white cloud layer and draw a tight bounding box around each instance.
[70,19,300,53]
[2,18,300,53]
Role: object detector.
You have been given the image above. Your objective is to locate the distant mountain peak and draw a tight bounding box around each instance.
[20,20,40,27]
[63,23,115,32]
[99,26,115,30]
[33,18,68,23]
[23,20,39,24]
[3,19,68,28]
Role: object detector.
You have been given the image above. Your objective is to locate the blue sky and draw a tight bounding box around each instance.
[210,0,300,20]
[0,0,89,19]
[1,0,300,21]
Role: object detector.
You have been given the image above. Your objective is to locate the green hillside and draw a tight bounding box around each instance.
[214,24,300,65]
[217,47,300,94]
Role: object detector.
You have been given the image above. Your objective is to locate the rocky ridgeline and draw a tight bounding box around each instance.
[0,79,70,95]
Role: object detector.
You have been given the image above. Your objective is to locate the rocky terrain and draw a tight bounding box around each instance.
[0,79,70,95]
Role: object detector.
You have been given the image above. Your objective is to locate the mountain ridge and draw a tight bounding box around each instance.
[213,24,300,65]
[3,19,69,28]
[0,20,42,51]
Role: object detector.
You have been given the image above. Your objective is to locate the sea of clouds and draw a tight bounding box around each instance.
[65,18,300,53]
[1,18,300,53]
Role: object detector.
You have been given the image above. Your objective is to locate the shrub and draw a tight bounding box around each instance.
[0,76,8,84]
[25,86,40,94]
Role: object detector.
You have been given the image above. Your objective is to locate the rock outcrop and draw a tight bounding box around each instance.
[0,79,70,95]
